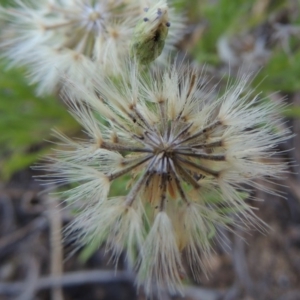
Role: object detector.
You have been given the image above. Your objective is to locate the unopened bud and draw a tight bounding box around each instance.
[130,1,170,65]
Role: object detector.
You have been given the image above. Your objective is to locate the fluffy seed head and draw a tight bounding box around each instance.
[0,0,185,94]
[43,62,290,296]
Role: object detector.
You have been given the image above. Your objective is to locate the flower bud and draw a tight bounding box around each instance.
[131,1,170,65]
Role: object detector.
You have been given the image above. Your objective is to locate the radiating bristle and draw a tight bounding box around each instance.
[42,60,291,297]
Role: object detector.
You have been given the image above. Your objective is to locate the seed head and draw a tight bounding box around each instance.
[43,62,290,296]
[0,0,185,94]
[0,0,138,94]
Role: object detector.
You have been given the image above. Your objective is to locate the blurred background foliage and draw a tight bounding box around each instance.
[0,1,299,299]
[0,63,79,180]
[1,0,300,180]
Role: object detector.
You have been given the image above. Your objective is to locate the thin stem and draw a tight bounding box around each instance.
[186,73,197,99]
[165,120,172,142]
[125,156,160,206]
[108,154,153,181]
[128,112,149,131]
[158,101,167,132]
[159,158,168,212]
[144,131,161,147]
[168,159,190,204]
[104,110,156,148]
[177,120,221,145]
[133,107,154,133]
[176,156,220,177]
[109,118,154,147]
[101,141,152,153]
[176,151,226,161]
[43,20,78,30]
[175,73,197,122]
[187,140,223,149]
[172,158,201,189]
[124,170,150,207]
[132,133,161,150]
[171,122,194,144]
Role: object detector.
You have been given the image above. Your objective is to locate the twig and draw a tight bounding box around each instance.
[233,233,253,293]
[285,176,300,203]
[0,216,47,258]
[184,286,224,300]
[0,270,135,296]
[16,256,40,300]
[222,281,240,300]
[0,270,224,299]
[47,197,64,300]
[0,195,16,235]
